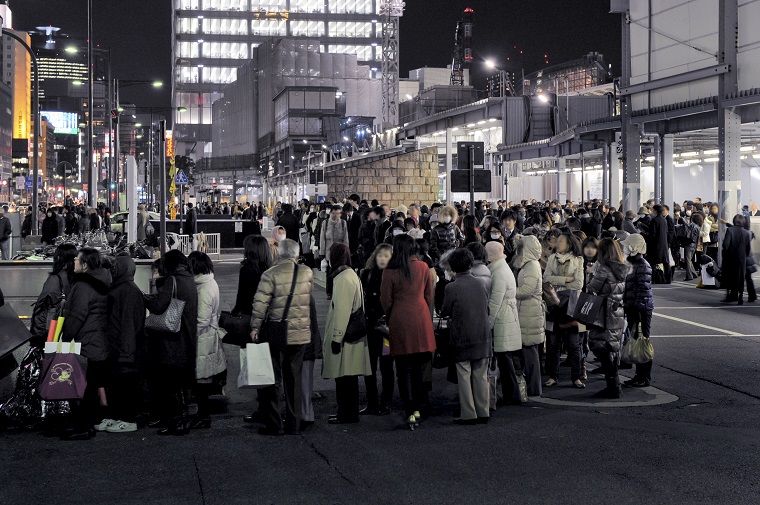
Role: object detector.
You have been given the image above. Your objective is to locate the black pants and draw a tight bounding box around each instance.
[365,330,395,409]
[72,359,111,431]
[746,271,757,301]
[495,351,523,404]
[395,352,429,417]
[598,350,620,389]
[109,368,141,423]
[546,331,582,382]
[149,365,192,424]
[259,344,305,432]
[335,376,360,422]
[626,309,653,383]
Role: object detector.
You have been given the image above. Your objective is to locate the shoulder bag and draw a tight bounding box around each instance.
[220,311,252,347]
[145,277,185,333]
[260,264,299,352]
[342,288,367,344]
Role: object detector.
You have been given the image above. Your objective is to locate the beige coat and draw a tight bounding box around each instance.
[194,273,227,380]
[322,268,372,379]
[514,235,546,346]
[251,259,314,345]
[487,258,521,353]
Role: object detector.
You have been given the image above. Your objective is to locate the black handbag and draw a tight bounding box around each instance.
[572,292,606,328]
[260,264,299,352]
[220,311,251,347]
[432,316,451,369]
[342,306,367,344]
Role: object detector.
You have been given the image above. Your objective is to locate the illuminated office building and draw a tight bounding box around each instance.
[172,0,383,157]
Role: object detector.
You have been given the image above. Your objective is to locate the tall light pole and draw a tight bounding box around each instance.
[87,0,96,207]
[3,29,40,234]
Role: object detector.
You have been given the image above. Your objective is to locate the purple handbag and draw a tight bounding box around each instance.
[39,341,88,401]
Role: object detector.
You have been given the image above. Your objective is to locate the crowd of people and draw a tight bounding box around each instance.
[0,192,755,438]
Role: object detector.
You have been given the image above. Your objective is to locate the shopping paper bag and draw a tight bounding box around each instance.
[39,340,88,401]
[237,343,275,389]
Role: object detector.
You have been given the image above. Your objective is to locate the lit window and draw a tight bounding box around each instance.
[328,21,373,38]
[176,0,200,9]
[252,20,287,36]
[202,18,249,35]
[329,0,374,14]
[291,0,324,13]
[290,20,325,37]
[178,41,200,58]
[251,0,286,11]
[177,17,199,34]
[202,0,245,10]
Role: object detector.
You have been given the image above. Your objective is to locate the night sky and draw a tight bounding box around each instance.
[11,0,620,108]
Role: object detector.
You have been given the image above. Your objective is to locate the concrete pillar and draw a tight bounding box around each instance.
[557,157,568,203]
[610,138,622,209]
[662,134,675,207]
[445,127,453,203]
[719,108,742,223]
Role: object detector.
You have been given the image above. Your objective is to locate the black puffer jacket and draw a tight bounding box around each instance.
[624,254,654,311]
[360,266,385,324]
[62,268,112,361]
[144,266,198,376]
[428,222,459,262]
[108,256,145,367]
[587,260,629,352]
[31,272,72,343]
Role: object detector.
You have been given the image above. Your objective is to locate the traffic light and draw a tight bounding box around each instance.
[110,182,116,190]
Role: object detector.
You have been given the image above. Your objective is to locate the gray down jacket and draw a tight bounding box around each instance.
[586,260,629,352]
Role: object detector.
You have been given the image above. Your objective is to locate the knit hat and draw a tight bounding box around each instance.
[620,233,647,256]
[395,204,408,216]
[485,241,506,262]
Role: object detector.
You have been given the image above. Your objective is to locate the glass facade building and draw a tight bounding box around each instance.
[172,0,383,155]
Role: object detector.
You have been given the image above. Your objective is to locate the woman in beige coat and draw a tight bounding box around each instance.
[485,242,523,404]
[514,234,545,397]
[322,243,372,424]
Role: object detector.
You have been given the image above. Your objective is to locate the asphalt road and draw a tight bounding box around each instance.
[1,261,760,505]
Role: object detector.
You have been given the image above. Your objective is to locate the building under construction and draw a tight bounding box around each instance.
[521,52,609,96]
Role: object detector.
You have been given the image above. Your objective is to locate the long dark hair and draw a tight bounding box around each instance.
[242,234,273,277]
[462,214,479,244]
[556,232,582,257]
[160,249,188,276]
[596,237,626,267]
[387,234,418,280]
[51,243,77,282]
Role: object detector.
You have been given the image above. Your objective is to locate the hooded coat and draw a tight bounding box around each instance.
[586,260,629,352]
[194,273,228,380]
[63,267,112,362]
[487,257,521,353]
[514,235,545,346]
[108,256,145,367]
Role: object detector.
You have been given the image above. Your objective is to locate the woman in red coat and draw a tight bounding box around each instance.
[380,234,435,429]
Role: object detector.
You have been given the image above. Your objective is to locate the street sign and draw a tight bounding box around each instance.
[175,169,189,185]
[15,176,24,190]
[25,176,42,190]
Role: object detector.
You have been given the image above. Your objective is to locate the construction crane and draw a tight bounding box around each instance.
[450,8,474,86]
[380,0,404,128]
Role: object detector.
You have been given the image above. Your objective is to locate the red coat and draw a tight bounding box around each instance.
[380,258,435,356]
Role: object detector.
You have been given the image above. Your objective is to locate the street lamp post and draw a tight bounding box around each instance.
[87,0,96,207]
[2,29,40,234]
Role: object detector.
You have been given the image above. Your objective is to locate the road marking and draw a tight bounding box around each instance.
[652,312,744,336]
[651,334,760,338]
[657,306,760,309]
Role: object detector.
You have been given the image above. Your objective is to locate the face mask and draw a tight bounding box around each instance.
[491,233,502,240]
[277,234,286,242]
[442,216,452,224]
[444,270,453,281]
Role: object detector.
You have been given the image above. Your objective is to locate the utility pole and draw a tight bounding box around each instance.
[159,119,167,255]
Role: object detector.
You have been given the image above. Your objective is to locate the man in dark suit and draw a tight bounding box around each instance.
[346,194,365,254]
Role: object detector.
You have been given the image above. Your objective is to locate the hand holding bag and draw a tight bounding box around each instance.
[146,277,185,333]
[39,340,88,401]
[260,264,299,352]
[238,342,275,389]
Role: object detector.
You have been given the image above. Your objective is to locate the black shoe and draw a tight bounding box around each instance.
[476,417,489,425]
[625,379,650,388]
[300,420,315,431]
[591,387,623,399]
[147,419,166,429]
[360,406,381,416]
[748,296,757,303]
[721,297,738,303]
[258,427,284,436]
[61,428,95,441]
[376,405,390,416]
[284,428,301,436]
[158,418,190,436]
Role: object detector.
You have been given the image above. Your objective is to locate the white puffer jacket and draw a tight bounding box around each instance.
[194,273,227,380]
[487,258,521,352]
[514,235,546,346]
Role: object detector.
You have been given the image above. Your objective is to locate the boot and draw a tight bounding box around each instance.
[592,377,623,399]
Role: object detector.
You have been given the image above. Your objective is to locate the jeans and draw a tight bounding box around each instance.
[0,239,9,260]
[335,375,360,422]
[626,309,653,383]
[683,245,697,280]
[455,359,490,420]
[259,344,305,432]
[395,352,429,417]
[365,329,395,409]
[546,331,582,382]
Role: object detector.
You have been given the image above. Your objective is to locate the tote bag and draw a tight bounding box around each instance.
[238,343,275,389]
[572,292,606,328]
[39,340,88,401]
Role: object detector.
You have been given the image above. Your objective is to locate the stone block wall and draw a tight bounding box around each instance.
[324,146,439,208]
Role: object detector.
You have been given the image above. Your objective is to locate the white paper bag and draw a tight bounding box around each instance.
[238,343,275,389]
[701,265,716,286]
